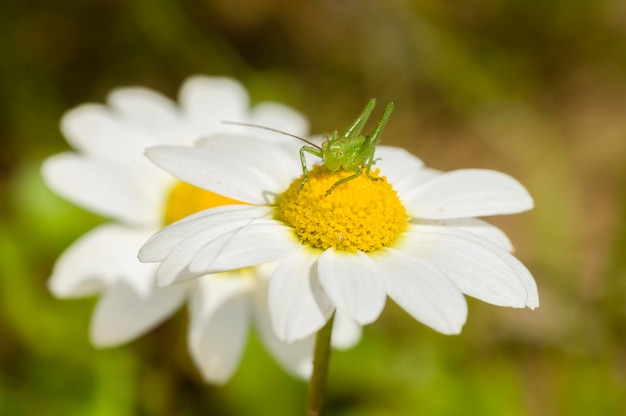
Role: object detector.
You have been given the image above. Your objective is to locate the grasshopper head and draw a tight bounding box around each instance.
[321,132,345,173]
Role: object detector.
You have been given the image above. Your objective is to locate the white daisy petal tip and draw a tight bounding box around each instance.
[89,280,186,348]
[250,101,310,139]
[405,169,535,219]
[331,313,363,349]
[187,277,251,385]
[318,249,387,325]
[525,289,540,310]
[429,313,466,336]
[179,76,250,135]
[268,248,334,343]
[377,249,469,335]
[181,75,248,101]
[401,226,538,318]
[59,103,103,143]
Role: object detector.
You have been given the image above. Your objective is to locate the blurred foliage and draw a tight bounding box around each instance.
[2,0,626,414]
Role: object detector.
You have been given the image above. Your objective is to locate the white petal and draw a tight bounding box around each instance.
[61,104,158,164]
[375,146,424,184]
[402,227,538,308]
[403,169,534,219]
[251,278,314,379]
[392,167,442,197]
[146,145,281,204]
[42,153,167,226]
[48,224,158,298]
[269,247,334,343]
[377,249,468,335]
[155,217,281,286]
[411,218,513,251]
[189,222,300,274]
[248,102,310,144]
[90,279,186,347]
[317,249,387,325]
[187,275,251,384]
[194,134,302,189]
[139,205,272,263]
[107,87,193,145]
[331,313,362,350]
[179,76,249,136]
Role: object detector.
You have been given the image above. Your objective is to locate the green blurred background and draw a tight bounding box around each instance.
[2,0,626,414]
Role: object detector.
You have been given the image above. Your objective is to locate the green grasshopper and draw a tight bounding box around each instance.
[224,98,394,195]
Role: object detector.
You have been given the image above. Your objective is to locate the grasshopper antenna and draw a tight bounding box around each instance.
[222,121,322,150]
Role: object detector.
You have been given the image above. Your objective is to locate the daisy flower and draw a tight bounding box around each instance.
[139,99,539,343]
[42,75,358,383]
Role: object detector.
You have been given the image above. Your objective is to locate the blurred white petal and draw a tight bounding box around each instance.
[251,279,314,378]
[107,87,194,144]
[90,280,186,347]
[331,313,362,350]
[42,153,167,226]
[180,76,249,136]
[49,224,157,298]
[188,275,251,384]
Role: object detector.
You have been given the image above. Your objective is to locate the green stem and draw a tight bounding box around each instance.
[305,313,335,416]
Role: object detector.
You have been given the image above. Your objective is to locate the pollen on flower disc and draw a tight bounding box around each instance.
[164,181,244,225]
[277,165,407,252]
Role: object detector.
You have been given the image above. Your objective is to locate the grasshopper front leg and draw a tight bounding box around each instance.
[299,145,324,191]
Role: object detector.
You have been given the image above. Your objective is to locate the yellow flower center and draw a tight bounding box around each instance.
[277,165,407,253]
[164,181,244,225]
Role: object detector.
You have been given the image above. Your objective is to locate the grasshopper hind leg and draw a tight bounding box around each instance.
[363,147,383,182]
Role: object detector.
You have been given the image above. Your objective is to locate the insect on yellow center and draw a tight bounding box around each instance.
[164,181,244,225]
[277,165,407,253]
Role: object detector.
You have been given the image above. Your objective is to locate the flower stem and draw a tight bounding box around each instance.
[305,313,335,416]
